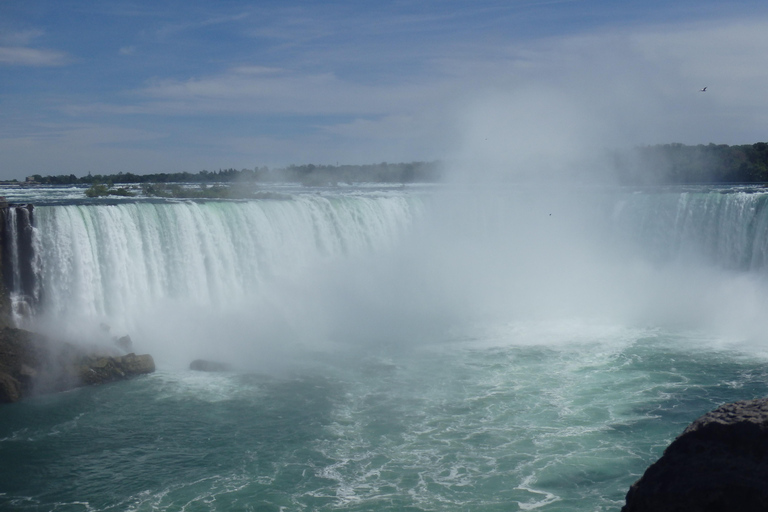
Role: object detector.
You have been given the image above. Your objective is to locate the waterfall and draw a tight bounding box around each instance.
[23,194,419,335]
[5,185,768,350]
[612,188,768,271]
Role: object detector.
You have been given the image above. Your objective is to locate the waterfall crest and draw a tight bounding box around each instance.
[6,185,768,351]
[613,189,768,270]
[23,194,418,334]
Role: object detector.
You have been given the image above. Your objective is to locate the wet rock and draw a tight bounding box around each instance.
[120,353,154,374]
[622,398,768,512]
[0,327,45,402]
[19,363,37,378]
[0,326,155,403]
[115,335,133,353]
[189,359,231,372]
[78,353,155,385]
[0,371,21,403]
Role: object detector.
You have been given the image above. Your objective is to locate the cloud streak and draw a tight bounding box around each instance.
[0,28,70,67]
[4,3,768,178]
[0,46,70,66]
[134,67,446,116]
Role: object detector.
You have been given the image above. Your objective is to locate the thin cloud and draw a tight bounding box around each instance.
[0,28,69,66]
[133,67,444,116]
[0,121,166,145]
[155,11,251,39]
[0,46,70,66]
[5,6,768,178]
[0,29,45,46]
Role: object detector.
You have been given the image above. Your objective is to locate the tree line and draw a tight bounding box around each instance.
[28,161,443,186]
[24,143,768,186]
[614,142,768,184]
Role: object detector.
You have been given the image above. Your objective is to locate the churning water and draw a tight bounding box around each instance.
[1,184,768,511]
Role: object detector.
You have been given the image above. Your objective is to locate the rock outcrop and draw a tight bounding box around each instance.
[0,327,46,402]
[0,326,154,403]
[623,398,768,512]
[78,353,155,385]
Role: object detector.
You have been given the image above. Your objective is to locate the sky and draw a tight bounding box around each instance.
[2,0,768,180]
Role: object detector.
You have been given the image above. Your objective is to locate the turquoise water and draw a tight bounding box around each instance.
[2,324,767,511]
[3,185,768,510]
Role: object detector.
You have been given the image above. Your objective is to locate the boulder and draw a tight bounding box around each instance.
[115,335,133,352]
[78,353,155,385]
[120,353,154,374]
[622,398,768,512]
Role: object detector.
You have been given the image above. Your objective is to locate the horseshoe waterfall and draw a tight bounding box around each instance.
[2,184,768,511]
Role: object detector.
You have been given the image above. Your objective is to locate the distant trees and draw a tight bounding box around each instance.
[275,161,441,185]
[29,144,768,187]
[615,142,768,184]
[30,162,443,187]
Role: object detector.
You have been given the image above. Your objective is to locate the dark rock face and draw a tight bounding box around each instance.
[0,326,155,403]
[0,327,46,401]
[78,353,155,385]
[0,205,38,325]
[189,359,231,372]
[0,371,21,402]
[115,334,133,353]
[623,398,768,512]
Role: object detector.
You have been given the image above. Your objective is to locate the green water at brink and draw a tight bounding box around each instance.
[2,326,766,511]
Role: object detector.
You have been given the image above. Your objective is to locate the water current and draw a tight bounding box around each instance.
[1,183,767,511]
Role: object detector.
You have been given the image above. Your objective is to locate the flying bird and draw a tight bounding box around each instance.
[700,87,707,92]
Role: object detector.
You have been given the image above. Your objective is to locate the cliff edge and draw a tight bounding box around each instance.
[623,398,768,512]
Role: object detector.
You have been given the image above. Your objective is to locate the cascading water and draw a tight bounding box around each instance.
[2,184,768,511]
[612,188,768,271]
[23,192,420,352]
[13,186,768,334]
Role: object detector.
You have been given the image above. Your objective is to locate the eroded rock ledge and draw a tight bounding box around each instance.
[0,326,154,403]
[623,398,768,512]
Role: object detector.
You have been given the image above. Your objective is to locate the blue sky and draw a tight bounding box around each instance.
[2,0,768,179]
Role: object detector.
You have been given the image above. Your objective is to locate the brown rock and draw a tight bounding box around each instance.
[115,335,133,353]
[623,398,768,512]
[121,353,155,374]
[0,371,21,403]
[78,353,154,386]
[0,326,155,402]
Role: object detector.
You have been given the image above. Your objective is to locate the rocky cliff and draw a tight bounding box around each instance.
[0,326,155,403]
[622,398,768,511]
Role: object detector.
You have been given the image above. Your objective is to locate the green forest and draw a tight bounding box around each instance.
[26,161,442,187]
[613,142,768,184]
[21,142,768,187]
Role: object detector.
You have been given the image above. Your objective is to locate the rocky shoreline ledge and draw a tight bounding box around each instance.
[0,326,154,403]
[623,398,768,511]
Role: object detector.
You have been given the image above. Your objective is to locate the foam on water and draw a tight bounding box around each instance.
[3,185,768,510]
[2,324,767,511]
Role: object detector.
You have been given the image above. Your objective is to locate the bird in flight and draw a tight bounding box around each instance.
[700,87,707,92]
